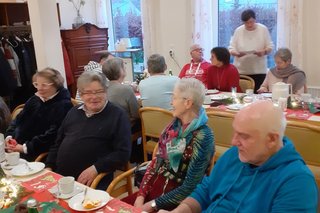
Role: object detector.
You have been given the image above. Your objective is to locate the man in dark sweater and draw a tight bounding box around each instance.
[46,71,131,190]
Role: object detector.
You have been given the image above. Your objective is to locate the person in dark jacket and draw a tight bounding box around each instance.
[5,67,73,161]
[46,71,131,190]
[0,97,11,134]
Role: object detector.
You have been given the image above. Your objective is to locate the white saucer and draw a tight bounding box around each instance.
[10,162,45,176]
[206,89,219,94]
[1,159,27,170]
[49,184,84,200]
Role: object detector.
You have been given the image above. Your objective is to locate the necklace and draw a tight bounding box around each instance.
[216,67,225,89]
[189,62,202,76]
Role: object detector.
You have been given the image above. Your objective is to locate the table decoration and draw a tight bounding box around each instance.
[0,177,31,209]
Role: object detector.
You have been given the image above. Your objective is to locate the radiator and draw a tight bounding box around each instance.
[307,86,320,97]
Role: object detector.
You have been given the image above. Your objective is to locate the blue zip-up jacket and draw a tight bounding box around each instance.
[191,137,318,212]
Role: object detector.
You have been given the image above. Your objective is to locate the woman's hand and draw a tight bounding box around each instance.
[257,87,268,93]
[6,144,23,153]
[134,196,145,208]
[141,200,154,213]
[77,165,98,186]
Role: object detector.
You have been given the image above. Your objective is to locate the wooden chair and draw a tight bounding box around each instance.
[139,107,174,161]
[11,104,25,120]
[285,120,320,187]
[106,144,159,198]
[34,152,48,162]
[206,110,234,158]
[71,98,81,106]
[239,75,255,93]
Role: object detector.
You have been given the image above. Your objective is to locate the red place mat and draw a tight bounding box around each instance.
[22,171,62,193]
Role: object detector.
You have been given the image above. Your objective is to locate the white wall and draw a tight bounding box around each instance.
[302,0,320,88]
[56,0,97,29]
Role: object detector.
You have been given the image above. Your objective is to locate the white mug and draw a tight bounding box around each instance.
[204,95,211,104]
[58,176,75,194]
[6,152,20,166]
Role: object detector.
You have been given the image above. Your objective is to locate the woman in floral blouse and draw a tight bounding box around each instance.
[124,78,214,212]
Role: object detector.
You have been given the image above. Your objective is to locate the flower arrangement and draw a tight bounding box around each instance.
[68,0,85,16]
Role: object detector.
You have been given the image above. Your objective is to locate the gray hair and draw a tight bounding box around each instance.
[32,67,64,89]
[77,71,108,92]
[147,54,167,74]
[274,48,292,62]
[174,78,205,112]
[102,57,124,81]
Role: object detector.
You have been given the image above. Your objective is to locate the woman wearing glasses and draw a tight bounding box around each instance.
[5,67,73,161]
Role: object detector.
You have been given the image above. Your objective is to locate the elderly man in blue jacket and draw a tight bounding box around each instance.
[160,100,318,213]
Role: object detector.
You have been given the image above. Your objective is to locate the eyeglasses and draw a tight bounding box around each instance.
[80,89,106,96]
[193,48,204,52]
[32,82,54,89]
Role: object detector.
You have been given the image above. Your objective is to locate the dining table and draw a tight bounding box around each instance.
[0,164,142,213]
[203,91,320,125]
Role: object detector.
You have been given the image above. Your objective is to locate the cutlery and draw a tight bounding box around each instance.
[81,187,87,204]
[24,162,33,172]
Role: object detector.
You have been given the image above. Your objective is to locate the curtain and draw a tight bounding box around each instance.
[95,0,108,28]
[140,0,157,59]
[190,0,214,61]
[277,0,303,68]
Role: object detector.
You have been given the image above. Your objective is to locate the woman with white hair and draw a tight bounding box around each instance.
[258,48,306,94]
[124,78,214,212]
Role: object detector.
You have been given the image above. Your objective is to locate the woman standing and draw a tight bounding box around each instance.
[206,47,241,92]
[5,68,73,161]
[126,78,214,212]
[257,48,306,94]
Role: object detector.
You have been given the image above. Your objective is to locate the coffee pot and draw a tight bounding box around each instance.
[272,82,292,101]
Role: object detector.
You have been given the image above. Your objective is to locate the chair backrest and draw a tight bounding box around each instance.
[239,75,255,92]
[106,145,159,198]
[139,107,174,161]
[206,110,234,158]
[285,120,320,187]
[71,98,81,106]
[11,104,25,120]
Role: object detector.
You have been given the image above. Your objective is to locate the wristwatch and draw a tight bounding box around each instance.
[151,200,158,211]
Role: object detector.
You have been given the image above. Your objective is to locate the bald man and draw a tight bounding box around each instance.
[160,100,318,213]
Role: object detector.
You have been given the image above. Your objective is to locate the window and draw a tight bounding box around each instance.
[218,0,277,67]
[110,0,144,79]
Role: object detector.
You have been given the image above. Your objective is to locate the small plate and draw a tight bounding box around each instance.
[226,104,244,111]
[68,189,110,211]
[210,94,229,101]
[10,162,45,177]
[206,89,219,94]
[49,184,84,200]
[1,159,26,170]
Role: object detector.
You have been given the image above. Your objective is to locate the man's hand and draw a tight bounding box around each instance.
[77,165,98,186]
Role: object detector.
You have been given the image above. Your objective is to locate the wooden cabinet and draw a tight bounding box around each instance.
[0,3,29,26]
[61,23,108,97]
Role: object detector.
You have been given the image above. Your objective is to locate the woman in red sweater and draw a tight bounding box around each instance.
[206,47,242,92]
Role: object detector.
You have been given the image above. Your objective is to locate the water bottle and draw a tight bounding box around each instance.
[27,199,39,213]
[0,133,5,162]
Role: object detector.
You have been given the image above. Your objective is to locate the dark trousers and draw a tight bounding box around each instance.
[247,74,266,93]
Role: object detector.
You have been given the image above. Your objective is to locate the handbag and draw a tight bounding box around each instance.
[133,162,150,187]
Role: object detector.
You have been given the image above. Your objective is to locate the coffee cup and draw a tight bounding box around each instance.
[6,152,20,166]
[58,176,75,194]
[204,95,211,104]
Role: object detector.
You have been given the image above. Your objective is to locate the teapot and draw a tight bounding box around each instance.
[272,82,292,101]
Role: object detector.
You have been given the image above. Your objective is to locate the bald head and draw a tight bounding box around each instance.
[236,100,287,142]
